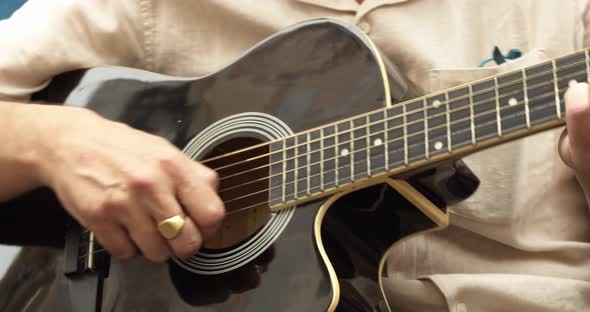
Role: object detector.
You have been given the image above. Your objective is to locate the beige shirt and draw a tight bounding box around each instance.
[2,0,590,311]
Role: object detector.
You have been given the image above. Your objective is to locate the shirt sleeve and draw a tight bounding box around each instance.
[0,0,148,101]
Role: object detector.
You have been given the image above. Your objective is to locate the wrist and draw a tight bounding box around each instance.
[11,103,56,188]
[7,104,91,187]
[0,102,60,200]
[19,104,88,187]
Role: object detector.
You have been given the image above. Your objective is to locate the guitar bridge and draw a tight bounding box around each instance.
[64,222,110,277]
[62,222,111,312]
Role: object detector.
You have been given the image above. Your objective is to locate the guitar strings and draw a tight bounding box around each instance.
[200,55,588,172]
[217,98,561,217]
[79,248,105,260]
[79,93,564,259]
[219,92,561,206]
[202,63,585,184]
[211,65,580,184]
[78,55,589,258]
[215,71,575,190]
[215,70,580,196]
[79,91,546,261]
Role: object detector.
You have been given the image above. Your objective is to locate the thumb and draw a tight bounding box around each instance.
[558,129,574,168]
[561,81,590,169]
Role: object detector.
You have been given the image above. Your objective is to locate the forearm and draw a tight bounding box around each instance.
[0,101,51,201]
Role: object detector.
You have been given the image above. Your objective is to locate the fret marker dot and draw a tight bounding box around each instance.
[569,79,578,88]
[373,138,383,146]
[432,99,441,108]
[340,148,350,156]
[434,141,444,150]
[508,97,518,106]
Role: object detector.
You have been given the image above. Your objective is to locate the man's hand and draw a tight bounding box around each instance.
[3,103,224,262]
[559,82,590,205]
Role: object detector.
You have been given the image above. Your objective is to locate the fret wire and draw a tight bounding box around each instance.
[256,86,570,199]
[226,69,579,191]
[220,62,579,207]
[445,91,452,151]
[320,128,324,191]
[224,88,566,208]
[522,68,531,128]
[207,61,585,183]
[384,109,389,170]
[235,98,562,211]
[294,136,299,199]
[469,84,476,144]
[335,126,339,186]
[350,120,355,179]
[494,77,502,136]
[222,69,582,188]
[552,60,561,119]
[366,115,371,175]
[403,102,409,164]
[203,55,588,171]
[306,132,311,195]
[423,98,430,158]
[211,58,586,175]
[282,140,288,203]
[223,62,590,206]
[586,49,590,82]
[394,89,560,156]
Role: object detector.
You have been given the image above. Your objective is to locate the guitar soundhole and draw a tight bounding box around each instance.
[201,137,271,249]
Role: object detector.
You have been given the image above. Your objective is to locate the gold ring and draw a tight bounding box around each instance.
[157,214,185,239]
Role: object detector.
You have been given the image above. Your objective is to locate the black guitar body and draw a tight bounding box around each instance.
[0,19,477,311]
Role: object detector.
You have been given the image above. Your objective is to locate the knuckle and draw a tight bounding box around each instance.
[176,236,202,259]
[84,206,109,225]
[158,149,184,171]
[128,172,157,191]
[93,232,136,260]
[112,246,136,260]
[101,192,131,218]
[145,249,170,263]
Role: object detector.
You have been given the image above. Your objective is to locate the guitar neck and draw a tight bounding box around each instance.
[268,49,588,211]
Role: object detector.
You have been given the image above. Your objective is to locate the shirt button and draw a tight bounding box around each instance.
[454,303,467,312]
[358,21,371,34]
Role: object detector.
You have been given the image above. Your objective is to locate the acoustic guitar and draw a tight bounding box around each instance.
[0,18,579,311]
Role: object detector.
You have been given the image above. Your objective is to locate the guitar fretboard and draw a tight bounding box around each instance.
[268,49,589,208]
